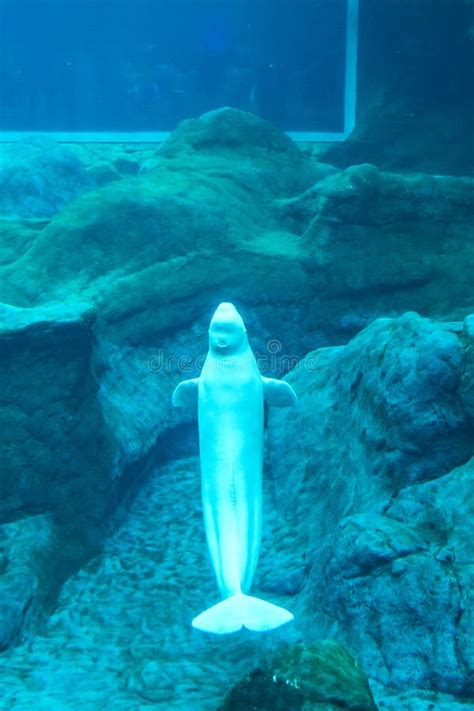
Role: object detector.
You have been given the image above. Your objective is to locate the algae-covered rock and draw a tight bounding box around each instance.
[157,106,318,197]
[298,164,474,319]
[218,641,377,710]
[2,115,472,340]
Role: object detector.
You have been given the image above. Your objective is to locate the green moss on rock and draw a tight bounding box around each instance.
[218,641,377,710]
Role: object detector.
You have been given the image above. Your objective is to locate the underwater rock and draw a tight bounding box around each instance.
[0,109,317,308]
[0,301,116,647]
[0,137,91,218]
[0,114,472,340]
[217,641,377,710]
[1,137,471,347]
[299,164,474,318]
[157,106,319,196]
[318,513,466,693]
[269,312,473,512]
[268,311,474,695]
[386,458,474,695]
[0,301,114,528]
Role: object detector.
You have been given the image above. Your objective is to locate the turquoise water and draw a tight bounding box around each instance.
[0,1,473,709]
[0,0,347,135]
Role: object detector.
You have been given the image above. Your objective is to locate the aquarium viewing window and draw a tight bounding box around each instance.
[0,0,358,143]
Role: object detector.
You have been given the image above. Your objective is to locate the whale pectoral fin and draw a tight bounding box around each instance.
[172,378,199,410]
[262,377,297,407]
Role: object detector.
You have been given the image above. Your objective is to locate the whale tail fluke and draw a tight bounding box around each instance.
[192,593,293,634]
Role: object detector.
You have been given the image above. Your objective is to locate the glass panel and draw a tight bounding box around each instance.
[0,0,358,141]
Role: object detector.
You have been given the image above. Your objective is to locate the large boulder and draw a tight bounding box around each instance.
[293,164,474,329]
[218,642,377,710]
[267,312,474,696]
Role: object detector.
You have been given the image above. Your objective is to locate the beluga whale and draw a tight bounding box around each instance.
[172,302,297,634]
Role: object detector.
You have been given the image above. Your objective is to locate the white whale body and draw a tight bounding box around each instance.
[172,302,297,634]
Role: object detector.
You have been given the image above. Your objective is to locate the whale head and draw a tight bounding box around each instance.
[209,303,248,355]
